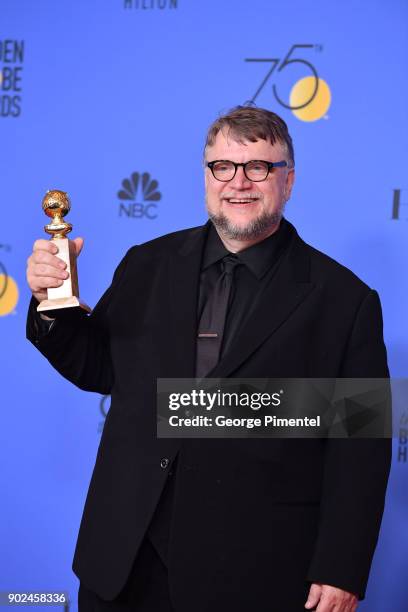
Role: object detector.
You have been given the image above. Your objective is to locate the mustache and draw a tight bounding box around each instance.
[220,192,263,200]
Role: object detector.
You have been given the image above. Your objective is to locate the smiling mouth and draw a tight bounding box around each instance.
[224,197,260,204]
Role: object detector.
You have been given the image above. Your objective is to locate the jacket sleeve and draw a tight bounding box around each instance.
[306,290,392,599]
[26,246,136,394]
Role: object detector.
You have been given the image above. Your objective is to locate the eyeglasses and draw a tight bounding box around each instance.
[206,159,289,182]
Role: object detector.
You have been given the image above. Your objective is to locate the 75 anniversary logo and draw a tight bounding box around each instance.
[245,44,331,122]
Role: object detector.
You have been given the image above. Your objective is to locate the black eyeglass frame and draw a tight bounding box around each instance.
[206,159,289,182]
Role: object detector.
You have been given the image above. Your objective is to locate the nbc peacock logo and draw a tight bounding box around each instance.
[117,171,162,219]
[0,244,19,316]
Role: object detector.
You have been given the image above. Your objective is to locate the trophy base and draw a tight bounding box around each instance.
[37,296,91,313]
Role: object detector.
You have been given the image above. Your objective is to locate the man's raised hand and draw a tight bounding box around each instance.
[26,237,84,303]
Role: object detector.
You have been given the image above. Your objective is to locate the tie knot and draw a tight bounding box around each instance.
[221,254,241,275]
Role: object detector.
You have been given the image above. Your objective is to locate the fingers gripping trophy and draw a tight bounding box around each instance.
[36,190,91,313]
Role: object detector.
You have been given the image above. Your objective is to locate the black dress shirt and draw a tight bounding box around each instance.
[198,217,292,360]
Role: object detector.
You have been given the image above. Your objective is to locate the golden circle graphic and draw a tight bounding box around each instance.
[0,274,19,316]
[290,77,331,122]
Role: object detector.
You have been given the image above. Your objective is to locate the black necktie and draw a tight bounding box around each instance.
[196,254,241,378]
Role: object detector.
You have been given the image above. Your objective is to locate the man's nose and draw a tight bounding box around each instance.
[229,166,253,189]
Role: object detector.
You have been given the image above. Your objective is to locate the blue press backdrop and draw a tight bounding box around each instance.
[0,1,407,610]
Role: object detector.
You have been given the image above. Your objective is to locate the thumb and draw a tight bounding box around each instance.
[72,236,84,257]
[305,583,322,609]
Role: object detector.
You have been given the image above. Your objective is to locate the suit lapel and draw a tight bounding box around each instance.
[207,229,316,378]
[165,222,315,379]
[166,222,210,377]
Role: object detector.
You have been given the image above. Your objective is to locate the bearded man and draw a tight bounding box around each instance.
[26,106,390,612]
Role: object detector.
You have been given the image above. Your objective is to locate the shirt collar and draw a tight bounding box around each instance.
[202,217,291,280]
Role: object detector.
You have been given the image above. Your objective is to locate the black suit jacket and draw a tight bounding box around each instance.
[27,220,391,612]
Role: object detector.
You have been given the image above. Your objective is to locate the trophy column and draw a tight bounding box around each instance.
[37,189,91,313]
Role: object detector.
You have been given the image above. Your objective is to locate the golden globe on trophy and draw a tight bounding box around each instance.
[37,189,91,313]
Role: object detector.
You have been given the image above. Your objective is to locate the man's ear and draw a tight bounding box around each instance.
[285,168,295,201]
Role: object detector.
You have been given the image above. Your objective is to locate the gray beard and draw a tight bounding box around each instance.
[208,208,284,241]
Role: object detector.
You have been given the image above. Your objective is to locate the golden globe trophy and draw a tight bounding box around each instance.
[37,189,91,313]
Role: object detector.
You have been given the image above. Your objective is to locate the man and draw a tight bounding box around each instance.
[26,106,391,611]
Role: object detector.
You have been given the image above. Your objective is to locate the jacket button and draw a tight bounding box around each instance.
[160,457,170,469]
